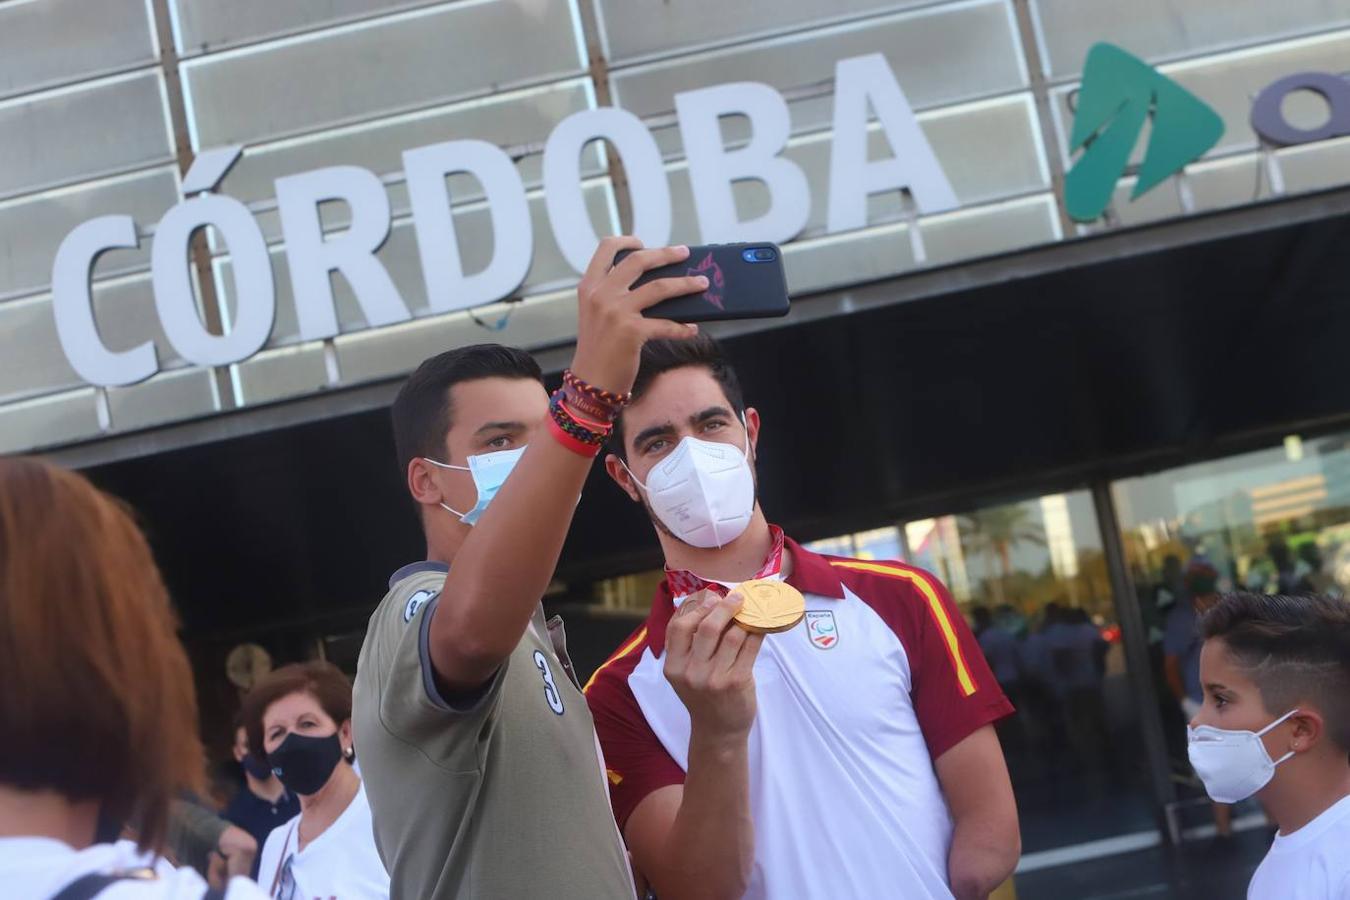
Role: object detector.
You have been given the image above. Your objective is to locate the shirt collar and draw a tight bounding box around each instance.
[647,528,844,655]
[389,560,449,589]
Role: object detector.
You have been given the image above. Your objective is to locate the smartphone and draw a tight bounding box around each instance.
[613,242,790,323]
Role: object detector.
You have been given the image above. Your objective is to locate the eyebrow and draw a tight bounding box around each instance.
[1203,682,1230,693]
[632,406,734,449]
[473,420,526,437]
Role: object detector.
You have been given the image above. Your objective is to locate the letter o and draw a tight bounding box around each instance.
[150,194,276,367]
[1251,72,1350,146]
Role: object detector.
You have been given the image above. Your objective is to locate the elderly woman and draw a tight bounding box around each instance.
[0,456,268,899]
[245,662,389,899]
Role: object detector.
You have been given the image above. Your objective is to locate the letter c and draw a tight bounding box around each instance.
[51,215,159,387]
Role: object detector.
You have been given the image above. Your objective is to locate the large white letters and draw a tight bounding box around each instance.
[675,82,810,245]
[543,107,672,272]
[52,216,158,387]
[275,165,410,341]
[404,140,533,313]
[828,53,957,231]
[150,194,275,367]
[48,54,961,388]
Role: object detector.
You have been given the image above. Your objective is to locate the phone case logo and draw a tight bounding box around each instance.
[687,252,725,310]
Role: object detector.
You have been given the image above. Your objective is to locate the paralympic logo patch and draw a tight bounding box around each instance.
[805,610,838,649]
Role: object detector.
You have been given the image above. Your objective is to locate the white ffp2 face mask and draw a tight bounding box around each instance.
[622,426,755,549]
[1187,708,1299,804]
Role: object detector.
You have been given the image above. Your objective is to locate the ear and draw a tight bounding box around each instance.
[1288,708,1325,755]
[605,453,642,503]
[407,457,444,508]
[744,407,762,458]
[340,719,354,755]
[232,744,246,764]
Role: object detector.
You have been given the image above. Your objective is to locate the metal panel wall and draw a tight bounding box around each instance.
[3,0,1350,457]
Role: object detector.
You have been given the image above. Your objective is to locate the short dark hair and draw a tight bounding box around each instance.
[391,344,543,477]
[242,661,354,765]
[611,335,745,459]
[1201,592,1350,751]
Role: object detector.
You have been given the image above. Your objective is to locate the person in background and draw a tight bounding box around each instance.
[976,606,1023,701]
[1042,607,1111,767]
[1293,543,1338,597]
[0,456,269,900]
[1189,593,1350,899]
[245,662,388,900]
[222,716,298,880]
[165,797,256,886]
[1164,558,1233,842]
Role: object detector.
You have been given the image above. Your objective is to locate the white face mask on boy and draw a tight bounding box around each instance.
[1187,708,1299,804]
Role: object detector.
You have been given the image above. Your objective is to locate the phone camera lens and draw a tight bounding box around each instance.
[754,248,776,260]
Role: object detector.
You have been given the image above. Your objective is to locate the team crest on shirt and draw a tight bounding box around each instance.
[403,589,439,623]
[805,610,838,649]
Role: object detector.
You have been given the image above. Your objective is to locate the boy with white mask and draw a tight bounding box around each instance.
[1189,592,1350,900]
[586,336,1021,900]
[353,238,711,900]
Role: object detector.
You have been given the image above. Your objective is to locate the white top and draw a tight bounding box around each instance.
[1249,793,1350,900]
[256,782,388,900]
[0,836,267,899]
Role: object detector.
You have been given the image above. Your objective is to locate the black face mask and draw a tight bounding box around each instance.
[267,733,343,796]
[241,752,273,781]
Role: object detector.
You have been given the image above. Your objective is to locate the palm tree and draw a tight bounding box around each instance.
[958,504,1047,604]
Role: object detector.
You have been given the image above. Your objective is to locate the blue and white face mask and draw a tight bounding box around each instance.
[424,445,526,525]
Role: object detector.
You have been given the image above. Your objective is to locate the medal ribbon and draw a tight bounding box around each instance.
[664,525,785,598]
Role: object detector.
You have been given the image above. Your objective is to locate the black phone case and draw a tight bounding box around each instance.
[614,243,790,323]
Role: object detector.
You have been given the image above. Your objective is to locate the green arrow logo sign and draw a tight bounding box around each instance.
[1064,43,1225,222]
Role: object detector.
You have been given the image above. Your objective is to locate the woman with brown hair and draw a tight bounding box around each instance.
[0,456,268,899]
[243,663,388,899]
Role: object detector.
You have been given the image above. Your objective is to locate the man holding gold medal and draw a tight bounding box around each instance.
[585,336,1021,900]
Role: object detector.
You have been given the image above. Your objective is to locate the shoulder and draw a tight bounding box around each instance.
[378,568,448,628]
[584,623,653,709]
[822,556,951,609]
[341,782,374,829]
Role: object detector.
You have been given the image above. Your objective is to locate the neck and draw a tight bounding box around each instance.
[0,786,98,850]
[425,519,469,567]
[1261,755,1350,835]
[297,762,359,847]
[246,773,287,804]
[658,509,785,584]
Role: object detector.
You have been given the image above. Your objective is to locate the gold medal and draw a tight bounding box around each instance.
[732,579,806,634]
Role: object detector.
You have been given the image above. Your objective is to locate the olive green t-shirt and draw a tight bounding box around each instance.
[353,562,633,900]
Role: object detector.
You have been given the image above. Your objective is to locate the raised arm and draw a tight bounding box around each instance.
[430,238,707,693]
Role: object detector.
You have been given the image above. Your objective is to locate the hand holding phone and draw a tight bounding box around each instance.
[613,242,790,323]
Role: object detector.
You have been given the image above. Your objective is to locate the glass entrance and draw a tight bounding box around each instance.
[806,489,1160,857]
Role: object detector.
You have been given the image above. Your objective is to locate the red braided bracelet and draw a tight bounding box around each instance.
[547,415,600,457]
[563,370,631,408]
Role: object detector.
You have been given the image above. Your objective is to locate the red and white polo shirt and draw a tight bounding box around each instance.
[584,532,1012,900]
